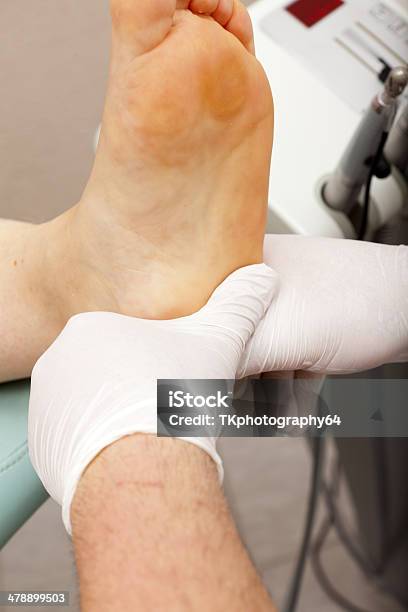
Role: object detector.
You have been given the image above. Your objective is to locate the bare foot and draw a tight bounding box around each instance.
[0,1,274,380]
[46,0,274,319]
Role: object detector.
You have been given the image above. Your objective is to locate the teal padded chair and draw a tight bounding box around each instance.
[0,381,49,548]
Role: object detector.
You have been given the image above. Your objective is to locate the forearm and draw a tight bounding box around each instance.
[71,434,276,612]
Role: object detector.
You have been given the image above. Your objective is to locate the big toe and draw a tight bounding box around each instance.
[110,0,176,58]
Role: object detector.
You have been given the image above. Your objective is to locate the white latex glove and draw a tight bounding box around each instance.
[28,264,278,535]
[239,235,408,377]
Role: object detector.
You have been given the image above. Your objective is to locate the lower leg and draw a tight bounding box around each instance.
[0,219,65,382]
[71,435,276,612]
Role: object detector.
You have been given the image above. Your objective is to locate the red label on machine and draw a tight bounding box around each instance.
[286,0,344,27]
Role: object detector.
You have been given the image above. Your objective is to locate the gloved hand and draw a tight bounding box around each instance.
[28,264,278,535]
[239,235,408,377]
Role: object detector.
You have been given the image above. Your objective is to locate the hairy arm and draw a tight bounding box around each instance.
[71,435,276,612]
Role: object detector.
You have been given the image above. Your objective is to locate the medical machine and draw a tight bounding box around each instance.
[324,65,407,238]
[250,0,408,239]
[386,97,408,175]
[324,66,407,208]
[249,1,408,610]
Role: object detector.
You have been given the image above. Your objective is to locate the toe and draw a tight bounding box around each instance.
[185,0,255,54]
[225,1,255,54]
[212,0,234,26]
[110,0,176,57]
[189,0,219,14]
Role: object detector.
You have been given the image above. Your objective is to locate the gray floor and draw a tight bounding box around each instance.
[0,1,405,611]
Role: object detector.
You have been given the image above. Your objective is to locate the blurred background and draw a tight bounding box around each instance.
[0,1,406,611]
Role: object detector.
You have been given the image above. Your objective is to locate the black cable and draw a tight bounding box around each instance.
[283,436,324,612]
[358,131,389,240]
[284,135,394,610]
[285,100,396,612]
[310,129,399,612]
[322,479,380,575]
[311,516,376,612]
[311,133,404,610]
[309,459,377,612]
[320,459,381,576]
[283,397,326,612]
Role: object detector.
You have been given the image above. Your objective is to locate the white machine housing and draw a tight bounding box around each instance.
[249,0,408,238]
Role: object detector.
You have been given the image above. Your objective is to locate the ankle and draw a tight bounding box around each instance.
[44,200,187,320]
